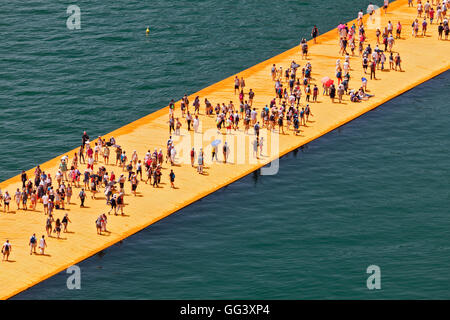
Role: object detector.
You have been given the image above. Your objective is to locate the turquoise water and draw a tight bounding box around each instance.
[3,0,450,299]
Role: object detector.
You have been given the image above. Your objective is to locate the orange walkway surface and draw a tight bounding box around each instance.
[0,0,449,299]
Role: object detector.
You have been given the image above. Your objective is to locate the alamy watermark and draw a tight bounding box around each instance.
[169,127,280,175]
[66,5,81,30]
[66,265,81,290]
[366,265,381,290]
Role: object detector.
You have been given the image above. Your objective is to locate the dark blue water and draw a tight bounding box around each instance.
[2,0,450,299]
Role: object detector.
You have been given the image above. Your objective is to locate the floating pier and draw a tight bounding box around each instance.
[0,0,449,299]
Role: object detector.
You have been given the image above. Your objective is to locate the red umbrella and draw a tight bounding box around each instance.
[325,79,334,87]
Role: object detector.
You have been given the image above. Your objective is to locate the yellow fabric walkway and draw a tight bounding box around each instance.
[0,0,449,299]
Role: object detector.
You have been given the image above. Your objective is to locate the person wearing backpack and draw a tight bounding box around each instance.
[29,233,37,255]
[2,240,12,261]
[78,188,86,207]
[169,170,175,188]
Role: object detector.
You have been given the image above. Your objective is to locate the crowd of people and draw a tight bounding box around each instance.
[1,0,448,262]
[0,130,181,260]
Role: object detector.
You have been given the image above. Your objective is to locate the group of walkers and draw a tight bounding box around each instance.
[0,130,180,260]
[410,0,449,39]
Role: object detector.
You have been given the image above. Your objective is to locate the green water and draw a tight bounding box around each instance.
[2,0,450,299]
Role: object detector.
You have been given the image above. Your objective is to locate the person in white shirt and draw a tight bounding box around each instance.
[193,115,200,133]
[387,21,393,33]
[42,193,49,214]
[343,61,350,74]
[170,146,176,165]
[251,108,257,125]
[372,51,379,67]
[39,235,47,255]
[358,9,364,21]
[367,2,375,15]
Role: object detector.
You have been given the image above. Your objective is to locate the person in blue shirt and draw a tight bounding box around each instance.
[169,170,175,188]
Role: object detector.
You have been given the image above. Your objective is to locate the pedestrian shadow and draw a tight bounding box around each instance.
[64,231,75,234]
[170,163,182,167]
[199,172,209,176]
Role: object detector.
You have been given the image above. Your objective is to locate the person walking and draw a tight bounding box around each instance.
[29,233,37,255]
[169,170,175,188]
[2,240,12,261]
[311,25,319,43]
[78,188,86,207]
[39,235,47,255]
[222,142,228,163]
[62,213,71,232]
[370,60,376,80]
